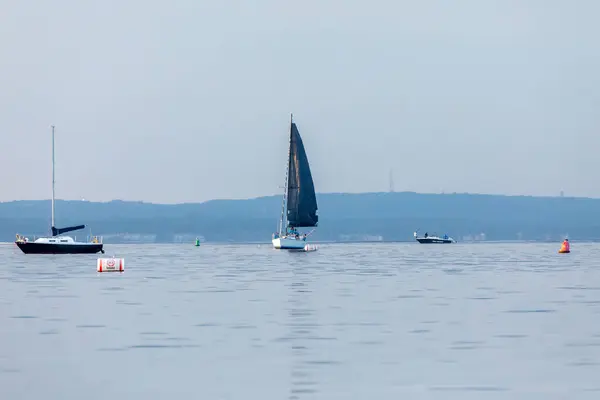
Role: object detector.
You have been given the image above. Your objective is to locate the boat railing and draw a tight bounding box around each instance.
[16,233,104,244]
[15,233,34,242]
[87,235,103,244]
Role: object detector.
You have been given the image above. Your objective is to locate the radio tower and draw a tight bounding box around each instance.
[389,169,394,192]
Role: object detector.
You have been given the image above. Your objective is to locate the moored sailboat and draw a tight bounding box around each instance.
[272,114,319,250]
[15,125,104,255]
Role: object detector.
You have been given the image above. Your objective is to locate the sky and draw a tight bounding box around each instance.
[1,0,599,203]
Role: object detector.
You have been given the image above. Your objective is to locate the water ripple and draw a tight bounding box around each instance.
[2,242,600,399]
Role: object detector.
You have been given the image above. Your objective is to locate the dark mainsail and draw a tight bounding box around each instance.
[286,121,318,228]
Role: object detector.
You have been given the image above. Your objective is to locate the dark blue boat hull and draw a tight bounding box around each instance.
[15,242,104,254]
[416,238,454,244]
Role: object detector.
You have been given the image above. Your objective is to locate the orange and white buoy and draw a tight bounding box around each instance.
[303,244,318,252]
[97,257,124,272]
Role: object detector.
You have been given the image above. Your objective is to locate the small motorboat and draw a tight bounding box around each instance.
[414,231,455,244]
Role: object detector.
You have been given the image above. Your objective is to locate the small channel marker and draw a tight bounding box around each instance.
[558,238,570,254]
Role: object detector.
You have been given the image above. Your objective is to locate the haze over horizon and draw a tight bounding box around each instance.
[2,1,598,204]
[2,189,596,206]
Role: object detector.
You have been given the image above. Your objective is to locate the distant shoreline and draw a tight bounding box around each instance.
[2,192,599,242]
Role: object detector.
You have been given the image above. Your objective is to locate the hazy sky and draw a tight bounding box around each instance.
[1,0,598,203]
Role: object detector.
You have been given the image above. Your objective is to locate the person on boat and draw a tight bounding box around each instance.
[303,233,307,241]
[424,232,428,238]
[443,234,448,240]
[560,238,570,252]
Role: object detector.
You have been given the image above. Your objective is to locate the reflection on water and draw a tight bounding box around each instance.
[288,264,319,399]
[1,242,600,399]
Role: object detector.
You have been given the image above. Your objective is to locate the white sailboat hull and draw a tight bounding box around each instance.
[272,236,308,250]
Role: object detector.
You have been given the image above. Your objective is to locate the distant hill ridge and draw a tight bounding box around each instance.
[1,192,599,242]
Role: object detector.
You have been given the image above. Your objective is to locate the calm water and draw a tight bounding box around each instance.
[1,242,600,399]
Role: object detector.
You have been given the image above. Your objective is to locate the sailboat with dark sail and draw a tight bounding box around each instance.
[272,114,319,250]
[15,125,104,255]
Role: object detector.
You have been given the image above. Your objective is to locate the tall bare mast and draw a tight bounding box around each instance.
[51,125,55,229]
[277,113,293,235]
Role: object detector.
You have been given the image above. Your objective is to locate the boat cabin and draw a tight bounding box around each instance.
[34,236,75,244]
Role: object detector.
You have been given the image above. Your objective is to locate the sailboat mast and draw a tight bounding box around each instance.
[278,113,293,235]
[51,125,55,229]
